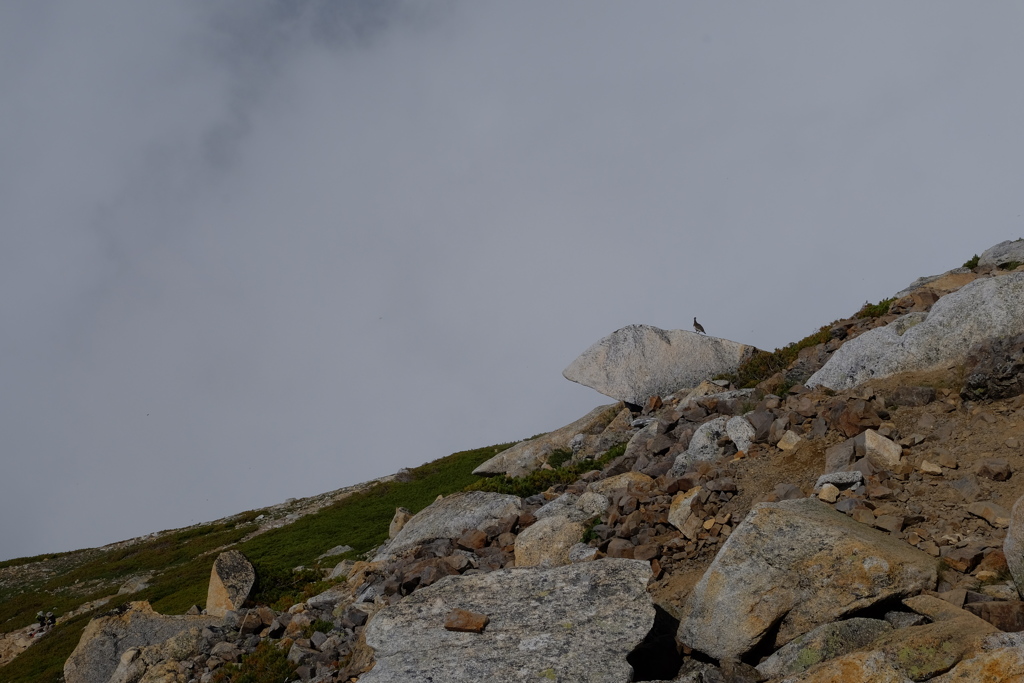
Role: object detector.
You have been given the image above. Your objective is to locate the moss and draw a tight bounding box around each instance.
[793,646,824,672]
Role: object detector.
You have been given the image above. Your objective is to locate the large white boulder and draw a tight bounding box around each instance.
[677,498,937,662]
[808,272,1024,391]
[563,325,758,405]
[979,238,1024,268]
[360,559,654,683]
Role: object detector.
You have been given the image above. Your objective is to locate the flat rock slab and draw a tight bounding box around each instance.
[360,558,654,683]
[64,602,219,683]
[473,403,622,477]
[756,618,892,679]
[808,272,1024,390]
[563,324,758,405]
[677,498,937,662]
[373,491,521,562]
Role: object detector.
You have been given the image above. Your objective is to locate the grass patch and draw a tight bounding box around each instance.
[210,639,297,683]
[730,325,832,389]
[856,297,895,319]
[999,260,1022,271]
[546,448,574,469]
[963,254,980,269]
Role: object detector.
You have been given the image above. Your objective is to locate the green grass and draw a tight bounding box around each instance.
[0,440,516,681]
[855,297,895,319]
[210,639,297,683]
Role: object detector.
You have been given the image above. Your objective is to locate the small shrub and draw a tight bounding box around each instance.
[579,517,602,544]
[546,448,573,469]
[999,260,1022,271]
[856,297,895,319]
[210,640,296,683]
[963,254,980,269]
[732,325,832,388]
[305,618,336,637]
[466,443,626,498]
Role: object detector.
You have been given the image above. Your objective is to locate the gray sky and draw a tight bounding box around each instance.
[2,1,1023,561]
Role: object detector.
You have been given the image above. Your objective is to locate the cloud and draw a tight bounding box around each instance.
[2,1,1024,559]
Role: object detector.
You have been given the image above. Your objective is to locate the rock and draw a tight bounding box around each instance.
[975,458,1011,481]
[206,550,256,617]
[1004,495,1024,598]
[894,267,976,298]
[668,487,702,531]
[562,324,758,405]
[778,650,908,683]
[444,608,489,633]
[888,386,937,407]
[568,543,598,563]
[929,632,1024,682]
[676,498,937,661]
[389,508,413,538]
[668,417,729,476]
[813,471,863,492]
[808,272,1024,390]
[63,602,219,683]
[727,416,755,453]
[824,440,856,474]
[534,491,608,523]
[588,472,654,496]
[979,238,1024,268]
[919,460,943,476]
[473,404,621,477]
[963,601,1024,632]
[514,515,587,568]
[116,573,153,595]
[854,429,903,470]
[817,484,840,503]
[961,333,1024,402]
[967,501,1011,527]
[777,430,804,451]
[756,618,892,679]
[360,559,655,683]
[373,492,521,561]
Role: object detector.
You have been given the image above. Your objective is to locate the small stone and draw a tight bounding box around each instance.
[937,451,958,469]
[852,508,876,525]
[777,431,803,451]
[874,515,904,533]
[444,608,489,633]
[818,484,840,503]
[813,471,864,492]
[919,460,943,475]
[968,501,1011,527]
[976,458,1012,481]
[1007,438,1021,449]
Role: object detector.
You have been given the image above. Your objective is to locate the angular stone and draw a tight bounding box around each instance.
[755,618,892,679]
[889,386,937,407]
[444,609,489,633]
[726,416,755,453]
[854,429,903,470]
[473,404,621,477]
[813,471,863,492]
[777,430,804,451]
[818,484,840,504]
[514,515,587,568]
[963,601,1024,632]
[668,487,702,531]
[967,501,1011,527]
[976,458,1012,481]
[64,602,219,683]
[562,325,758,405]
[775,650,908,683]
[919,460,943,476]
[944,547,983,573]
[374,492,521,561]
[588,472,655,496]
[677,498,937,661]
[929,634,1024,682]
[669,417,729,475]
[824,439,856,474]
[808,273,1024,390]
[389,508,413,538]
[206,550,256,618]
[360,559,655,683]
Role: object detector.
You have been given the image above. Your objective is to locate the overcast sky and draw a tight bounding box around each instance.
[2,1,1023,561]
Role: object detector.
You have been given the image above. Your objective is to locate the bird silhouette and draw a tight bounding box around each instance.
[693,317,705,335]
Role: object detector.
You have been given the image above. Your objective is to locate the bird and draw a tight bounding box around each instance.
[693,317,706,335]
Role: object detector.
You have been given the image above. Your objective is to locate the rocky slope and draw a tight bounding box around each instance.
[4,238,1024,683]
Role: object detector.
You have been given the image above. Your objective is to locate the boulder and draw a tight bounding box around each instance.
[979,238,1024,269]
[373,492,521,562]
[514,515,587,567]
[808,272,1024,390]
[473,404,621,477]
[677,498,937,661]
[63,602,219,683]
[360,559,655,683]
[894,267,976,298]
[929,632,1024,682]
[563,325,758,405]
[1003,494,1024,598]
[668,417,729,476]
[756,618,892,679]
[389,508,413,538]
[778,650,908,683]
[961,332,1024,401]
[206,550,255,617]
[727,416,755,453]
